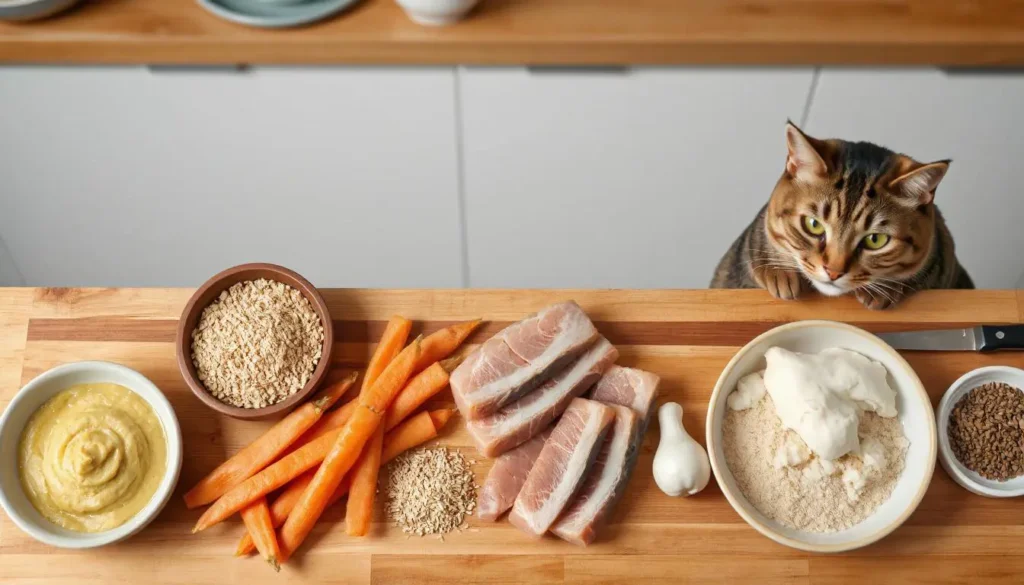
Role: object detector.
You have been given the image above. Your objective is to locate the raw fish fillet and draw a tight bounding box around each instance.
[508,398,615,537]
[550,405,638,545]
[552,366,662,545]
[588,365,661,431]
[451,301,598,420]
[465,337,618,457]
[476,429,552,522]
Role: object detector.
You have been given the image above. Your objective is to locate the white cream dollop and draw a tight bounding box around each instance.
[762,347,897,461]
[728,372,767,411]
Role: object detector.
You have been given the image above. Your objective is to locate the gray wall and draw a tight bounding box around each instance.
[1,66,1021,289]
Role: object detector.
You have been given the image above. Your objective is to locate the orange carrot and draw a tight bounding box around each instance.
[382,410,442,462]
[345,425,385,536]
[183,372,358,509]
[292,399,356,448]
[427,408,455,432]
[239,499,281,571]
[364,316,412,391]
[235,410,440,556]
[193,425,344,533]
[360,335,422,415]
[415,320,482,372]
[341,317,409,538]
[383,358,456,431]
[277,337,422,562]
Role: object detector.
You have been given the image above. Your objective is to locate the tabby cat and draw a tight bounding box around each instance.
[711,122,972,309]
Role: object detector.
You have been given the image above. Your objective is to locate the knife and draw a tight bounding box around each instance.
[878,325,1024,352]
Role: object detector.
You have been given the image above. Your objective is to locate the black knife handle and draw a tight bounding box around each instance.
[979,325,1024,351]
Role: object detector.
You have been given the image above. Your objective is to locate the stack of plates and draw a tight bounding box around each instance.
[198,0,360,28]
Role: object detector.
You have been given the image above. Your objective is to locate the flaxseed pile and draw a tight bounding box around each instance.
[385,447,476,537]
[191,279,324,409]
[948,382,1024,481]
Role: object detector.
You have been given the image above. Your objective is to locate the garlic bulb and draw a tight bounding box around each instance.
[653,402,710,497]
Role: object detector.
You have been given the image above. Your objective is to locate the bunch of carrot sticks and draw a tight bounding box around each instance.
[183,317,481,570]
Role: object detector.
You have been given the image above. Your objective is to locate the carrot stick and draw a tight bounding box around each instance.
[381,410,442,462]
[427,408,456,432]
[341,317,408,538]
[236,410,440,556]
[345,425,385,536]
[183,372,358,509]
[383,360,452,431]
[364,316,412,392]
[415,320,482,373]
[239,499,281,571]
[277,337,422,562]
[193,426,343,533]
[292,397,356,448]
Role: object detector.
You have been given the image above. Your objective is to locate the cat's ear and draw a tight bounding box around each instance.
[889,159,950,205]
[785,121,828,183]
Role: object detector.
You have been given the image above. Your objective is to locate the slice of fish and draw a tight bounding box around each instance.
[476,429,552,522]
[552,366,662,546]
[550,405,638,546]
[508,398,615,537]
[450,301,598,420]
[588,365,661,432]
[465,337,618,457]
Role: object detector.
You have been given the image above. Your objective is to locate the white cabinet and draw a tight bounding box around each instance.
[458,67,816,288]
[0,67,463,288]
[805,69,1024,289]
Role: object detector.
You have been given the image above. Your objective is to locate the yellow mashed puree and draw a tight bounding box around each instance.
[18,383,167,533]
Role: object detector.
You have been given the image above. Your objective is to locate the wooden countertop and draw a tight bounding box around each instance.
[2,0,1024,65]
[2,288,1024,583]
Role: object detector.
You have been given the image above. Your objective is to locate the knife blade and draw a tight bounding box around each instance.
[878,325,1024,352]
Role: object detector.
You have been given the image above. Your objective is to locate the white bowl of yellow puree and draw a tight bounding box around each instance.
[0,361,182,548]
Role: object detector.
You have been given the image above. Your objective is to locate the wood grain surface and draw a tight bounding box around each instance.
[1,0,1024,65]
[1,288,1024,584]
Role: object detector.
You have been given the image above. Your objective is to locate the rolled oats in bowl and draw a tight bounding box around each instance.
[191,279,325,409]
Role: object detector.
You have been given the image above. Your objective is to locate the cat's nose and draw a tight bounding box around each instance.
[825,268,846,281]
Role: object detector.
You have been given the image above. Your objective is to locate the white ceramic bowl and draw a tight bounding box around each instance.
[937,365,1024,498]
[394,0,479,26]
[705,320,936,553]
[0,361,183,548]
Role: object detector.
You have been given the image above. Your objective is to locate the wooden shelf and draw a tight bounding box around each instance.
[1,0,1024,66]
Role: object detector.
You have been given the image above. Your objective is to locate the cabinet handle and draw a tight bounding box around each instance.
[147,65,249,74]
[526,66,631,75]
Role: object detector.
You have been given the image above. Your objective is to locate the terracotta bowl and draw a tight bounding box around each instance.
[176,263,334,420]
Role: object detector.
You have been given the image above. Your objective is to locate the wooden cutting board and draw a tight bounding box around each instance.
[2,288,1024,585]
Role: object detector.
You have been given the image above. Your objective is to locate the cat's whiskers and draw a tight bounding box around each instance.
[870,280,904,295]
[747,248,801,272]
[872,276,917,293]
[865,283,896,305]
[747,259,799,273]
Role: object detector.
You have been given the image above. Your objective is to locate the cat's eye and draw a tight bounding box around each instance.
[862,233,890,250]
[802,216,826,236]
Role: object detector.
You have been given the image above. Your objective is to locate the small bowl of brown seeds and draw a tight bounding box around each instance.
[938,365,1024,498]
[176,263,333,420]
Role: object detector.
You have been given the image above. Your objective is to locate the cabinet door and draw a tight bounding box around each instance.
[459,67,816,288]
[0,67,462,287]
[806,69,1024,289]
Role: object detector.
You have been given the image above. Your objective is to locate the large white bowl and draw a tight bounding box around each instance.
[705,320,936,553]
[0,361,183,548]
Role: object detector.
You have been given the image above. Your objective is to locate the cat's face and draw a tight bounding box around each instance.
[765,123,949,297]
